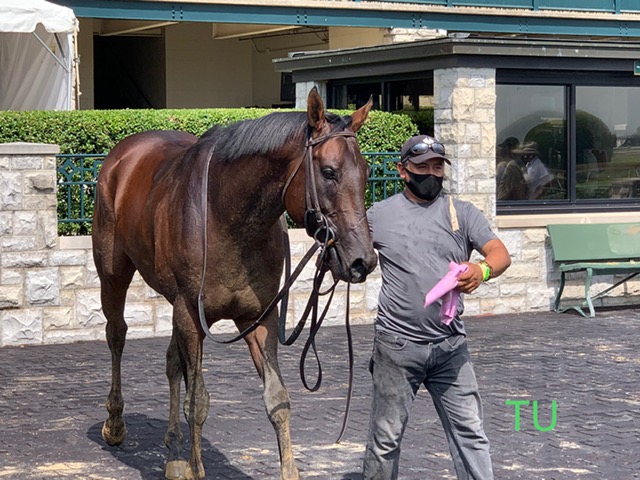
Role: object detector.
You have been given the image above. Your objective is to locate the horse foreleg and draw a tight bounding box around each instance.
[173,297,210,480]
[100,274,133,447]
[243,317,300,480]
[165,333,189,479]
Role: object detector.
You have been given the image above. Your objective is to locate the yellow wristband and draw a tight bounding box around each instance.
[478,261,491,282]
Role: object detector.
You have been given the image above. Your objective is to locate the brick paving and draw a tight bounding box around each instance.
[1,309,639,479]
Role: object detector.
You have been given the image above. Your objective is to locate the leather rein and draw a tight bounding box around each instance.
[196,129,359,442]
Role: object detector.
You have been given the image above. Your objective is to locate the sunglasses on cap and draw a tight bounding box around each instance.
[406,140,446,159]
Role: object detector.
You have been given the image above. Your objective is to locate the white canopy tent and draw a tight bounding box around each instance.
[0,0,79,110]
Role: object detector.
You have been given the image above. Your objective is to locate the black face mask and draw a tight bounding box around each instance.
[405,171,443,201]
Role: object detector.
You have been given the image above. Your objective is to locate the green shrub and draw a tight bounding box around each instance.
[0,108,418,154]
[0,108,420,235]
[394,109,434,136]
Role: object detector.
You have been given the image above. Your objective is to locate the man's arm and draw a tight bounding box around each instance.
[457,238,511,294]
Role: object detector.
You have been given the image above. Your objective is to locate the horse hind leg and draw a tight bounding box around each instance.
[241,315,300,480]
[170,295,209,480]
[97,257,135,447]
[164,333,189,479]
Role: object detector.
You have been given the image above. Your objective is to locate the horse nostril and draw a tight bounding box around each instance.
[349,258,368,283]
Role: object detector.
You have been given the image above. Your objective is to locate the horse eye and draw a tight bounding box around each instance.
[321,167,337,180]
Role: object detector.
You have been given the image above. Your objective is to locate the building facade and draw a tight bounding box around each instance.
[276,36,640,317]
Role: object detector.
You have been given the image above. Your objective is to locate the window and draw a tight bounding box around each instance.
[496,85,567,203]
[496,80,640,213]
[576,86,640,200]
[280,73,295,103]
[327,77,433,114]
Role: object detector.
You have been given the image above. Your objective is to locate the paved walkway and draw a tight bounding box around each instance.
[1,309,639,479]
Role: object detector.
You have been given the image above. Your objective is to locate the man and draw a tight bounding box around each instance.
[516,141,554,200]
[363,134,511,480]
[496,137,528,201]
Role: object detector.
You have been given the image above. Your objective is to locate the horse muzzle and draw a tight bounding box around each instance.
[307,210,377,283]
[324,242,377,284]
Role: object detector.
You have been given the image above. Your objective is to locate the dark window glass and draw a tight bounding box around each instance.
[496,85,567,202]
[327,77,433,114]
[576,86,640,200]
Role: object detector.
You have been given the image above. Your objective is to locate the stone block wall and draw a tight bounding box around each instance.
[1,143,61,345]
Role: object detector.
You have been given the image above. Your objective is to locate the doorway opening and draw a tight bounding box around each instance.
[94,35,166,109]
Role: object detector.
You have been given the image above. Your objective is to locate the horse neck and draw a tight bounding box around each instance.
[208,151,300,241]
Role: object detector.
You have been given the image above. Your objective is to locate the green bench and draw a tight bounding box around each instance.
[547,222,640,317]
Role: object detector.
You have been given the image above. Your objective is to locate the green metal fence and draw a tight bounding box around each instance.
[56,154,105,235]
[55,153,402,233]
[365,152,404,207]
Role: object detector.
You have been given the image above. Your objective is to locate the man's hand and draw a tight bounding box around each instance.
[457,262,484,294]
[456,238,512,295]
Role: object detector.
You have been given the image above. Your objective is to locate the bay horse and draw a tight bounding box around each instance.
[92,88,377,480]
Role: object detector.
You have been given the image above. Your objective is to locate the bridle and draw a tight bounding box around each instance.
[197,127,360,442]
[302,130,356,247]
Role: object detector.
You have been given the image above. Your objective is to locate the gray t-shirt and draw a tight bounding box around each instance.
[367,192,497,342]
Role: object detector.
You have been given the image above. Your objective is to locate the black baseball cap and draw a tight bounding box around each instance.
[400,135,450,165]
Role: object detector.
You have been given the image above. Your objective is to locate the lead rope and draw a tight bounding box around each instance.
[335,282,352,443]
[197,145,215,341]
[294,264,353,443]
[196,145,318,344]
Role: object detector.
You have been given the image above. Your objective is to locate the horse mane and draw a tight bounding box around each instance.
[199,111,350,163]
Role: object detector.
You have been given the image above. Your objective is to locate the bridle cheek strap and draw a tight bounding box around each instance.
[303,131,356,250]
[281,130,357,250]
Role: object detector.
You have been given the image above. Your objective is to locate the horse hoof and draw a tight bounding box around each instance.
[283,466,300,480]
[165,460,188,479]
[185,463,205,480]
[102,420,126,446]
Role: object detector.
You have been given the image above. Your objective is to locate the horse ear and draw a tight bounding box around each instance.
[350,95,373,133]
[307,87,326,131]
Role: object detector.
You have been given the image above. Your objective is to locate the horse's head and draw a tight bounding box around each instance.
[284,88,378,283]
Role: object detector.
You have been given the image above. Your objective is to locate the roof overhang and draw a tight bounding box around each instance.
[273,36,640,82]
[54,0,640,38]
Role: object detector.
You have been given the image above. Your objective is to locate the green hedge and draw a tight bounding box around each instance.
[394,109,434,137]
[0,108,417,154]
[0,108,418,235]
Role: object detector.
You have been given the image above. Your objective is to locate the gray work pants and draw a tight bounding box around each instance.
[362,330,494,480]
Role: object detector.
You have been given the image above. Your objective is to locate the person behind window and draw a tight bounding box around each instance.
[496,137,528,200]
[496,136,519,181]
[516,141,555,200]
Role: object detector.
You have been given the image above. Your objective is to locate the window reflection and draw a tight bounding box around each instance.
[496,85,567,201]
[497,84,640,204]
[576,87,640,200]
